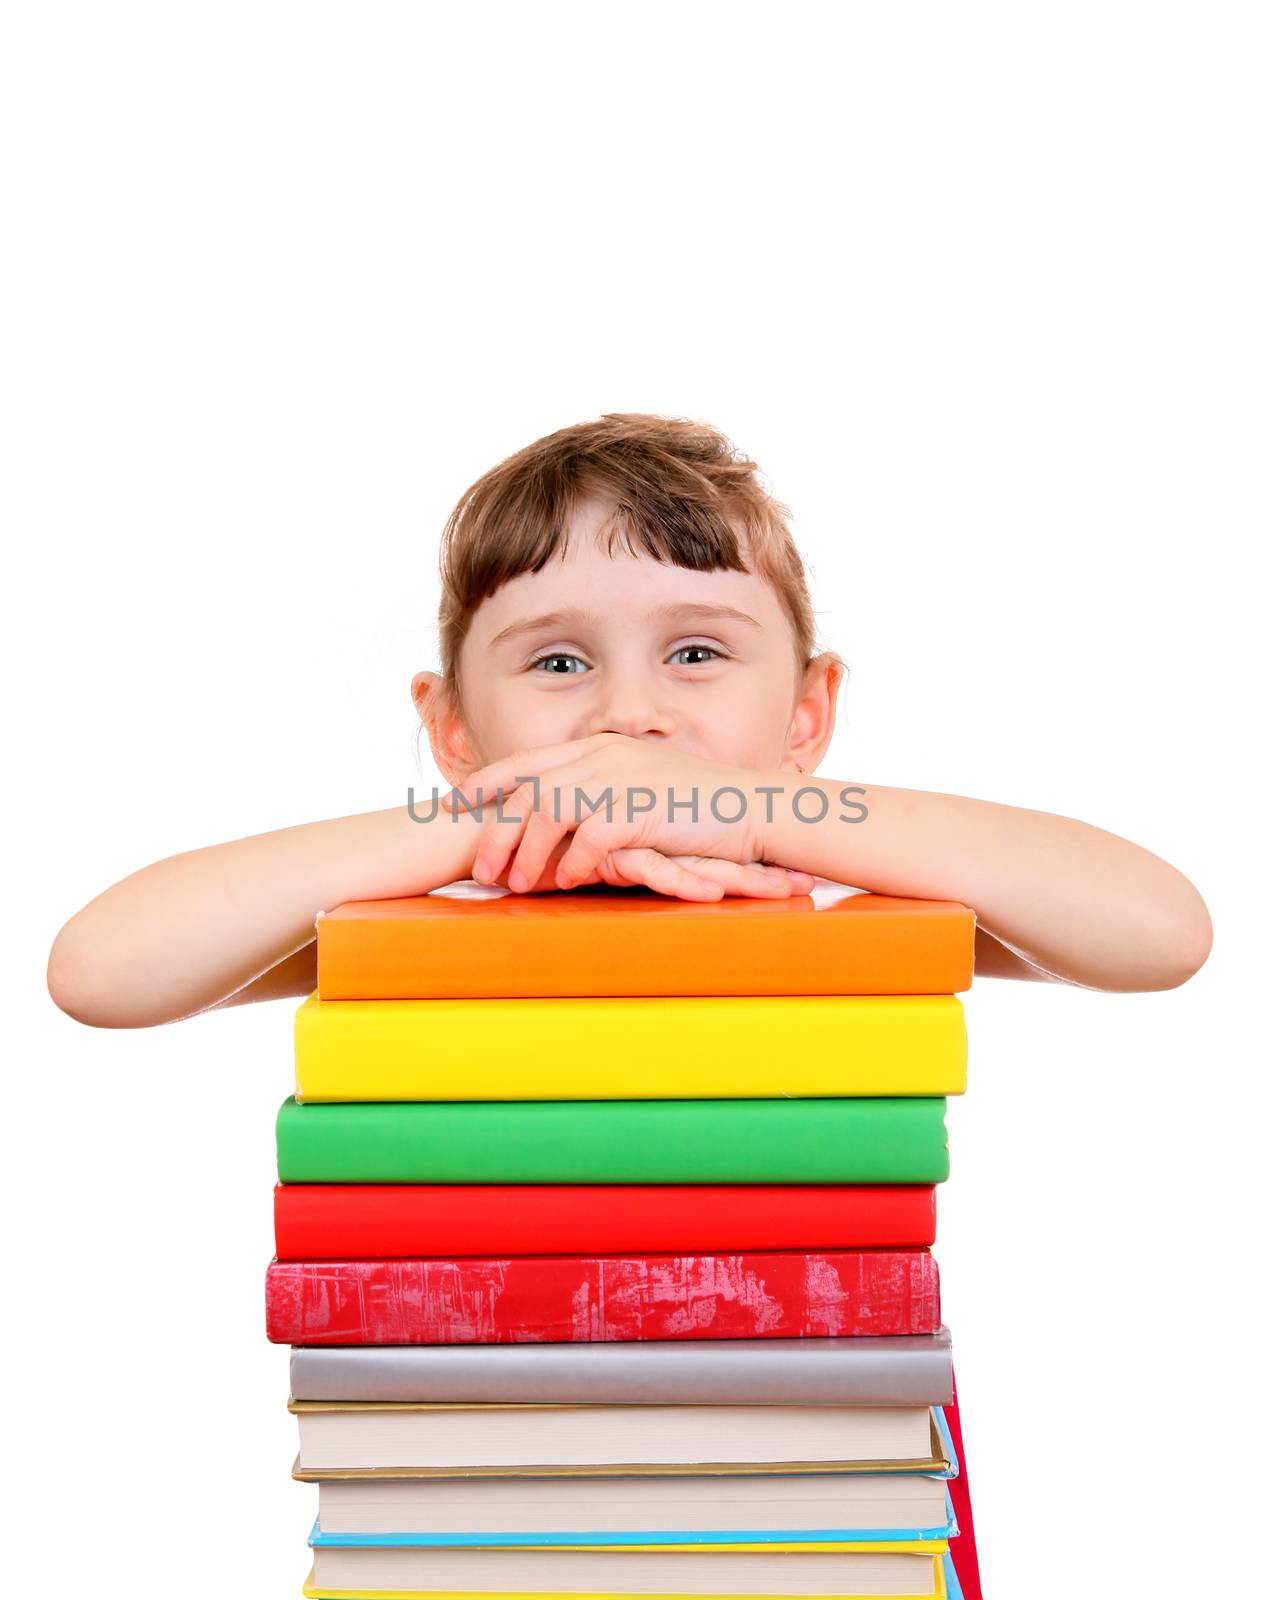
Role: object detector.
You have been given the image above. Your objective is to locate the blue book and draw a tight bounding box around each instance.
[931,1406,960,1479]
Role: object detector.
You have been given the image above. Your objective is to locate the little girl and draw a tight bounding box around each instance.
[47,411,1211,1027]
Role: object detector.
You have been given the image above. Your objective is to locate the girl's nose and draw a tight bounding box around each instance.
[590,710,672,740]
[586,684,673,741]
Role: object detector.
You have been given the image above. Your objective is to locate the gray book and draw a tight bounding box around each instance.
[289,1328,953,1406]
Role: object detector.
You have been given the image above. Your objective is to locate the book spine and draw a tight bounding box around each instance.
[273,1183,938,1259]
[317,899,976,999]
[265,1249,940,1346]
[287,1332,956,1405]
[292,993,967,1102]
[275,1097,950,1185]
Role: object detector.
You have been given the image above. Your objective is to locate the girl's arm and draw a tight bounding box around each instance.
[47,804,483,1028]
[47,797,812,1027]
[762,782,1212,992]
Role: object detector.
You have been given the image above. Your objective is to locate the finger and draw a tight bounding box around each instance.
[691,860,809,898]
[505,807,574,893]
[470,795,534,885]
[554,812,640,889]
[494,780,625,890]
[603,848,725,902]
[633,856,814,900]
[441,736,619,811]
[750,862,818,894]
[742,864,819,902]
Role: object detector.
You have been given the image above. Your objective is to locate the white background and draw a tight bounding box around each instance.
[5,5,1263,1596]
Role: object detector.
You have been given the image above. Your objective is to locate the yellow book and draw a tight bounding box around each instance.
[310,1543,946,1555]
[293,993,967,1102]
[302,1550,949,1599]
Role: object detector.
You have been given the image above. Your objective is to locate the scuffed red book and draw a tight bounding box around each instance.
[265,1248,940,1346]
[273,1183,937,1260]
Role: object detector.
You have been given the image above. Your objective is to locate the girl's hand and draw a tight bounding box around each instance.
[441,734,794,894]
[473,826,815,902]
[597,852,816,900]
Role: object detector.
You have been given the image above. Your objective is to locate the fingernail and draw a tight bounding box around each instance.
[508,868,528,891]
[472,858,490,883]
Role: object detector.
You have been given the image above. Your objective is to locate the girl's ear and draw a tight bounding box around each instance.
[781,651,846,776]
[411,671,478,783]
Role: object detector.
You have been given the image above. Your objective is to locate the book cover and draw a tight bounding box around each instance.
[265,1248,940,1346]
[293,992,967,1103]
[274,1182,937,1260]
[276,1097,950,1185]
[316,883,976,999]
[287,1330,956,1407]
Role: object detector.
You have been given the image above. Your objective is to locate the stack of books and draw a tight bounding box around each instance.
[265,880,980,1599]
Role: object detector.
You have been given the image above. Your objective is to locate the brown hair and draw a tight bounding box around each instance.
[433,412,841,726]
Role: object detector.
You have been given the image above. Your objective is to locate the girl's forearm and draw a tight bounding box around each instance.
[762,780,1212,991]
[47,803,480,1028]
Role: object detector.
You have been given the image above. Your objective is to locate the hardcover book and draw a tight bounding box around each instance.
[941,1379,981,1600]
[289,1402,940,1474]
[293,992,967,1103]
[291,1407,958,1481]
[276,1097,950,1185]
[315,882,976,1000]
[274,1182,938,1260]
[265,1249,940,1346]
[312,1474,957,1541]
[288,1329,956,1407]
[301,1544,950,1598]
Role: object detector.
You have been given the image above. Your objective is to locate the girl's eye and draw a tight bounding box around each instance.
[528,646,724,675]
[529,653,589,675]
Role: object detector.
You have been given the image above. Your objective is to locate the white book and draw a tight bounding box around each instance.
[293,1402,935,1474]
[308,1545,941,1596]
[317,1470,950,1536]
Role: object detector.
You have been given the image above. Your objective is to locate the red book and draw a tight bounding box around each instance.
[265,1248,940,1346]
[946,1366,984,1600]
[273,1183,937,1261]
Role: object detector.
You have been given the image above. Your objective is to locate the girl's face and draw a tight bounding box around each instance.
[420,493,839,779]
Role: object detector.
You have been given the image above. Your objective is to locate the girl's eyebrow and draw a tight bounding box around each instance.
[489,602,762,650]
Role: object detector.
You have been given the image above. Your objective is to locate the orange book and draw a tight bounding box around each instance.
[316,881,976,999]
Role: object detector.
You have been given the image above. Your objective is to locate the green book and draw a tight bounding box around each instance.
[275,1096,949,1184]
